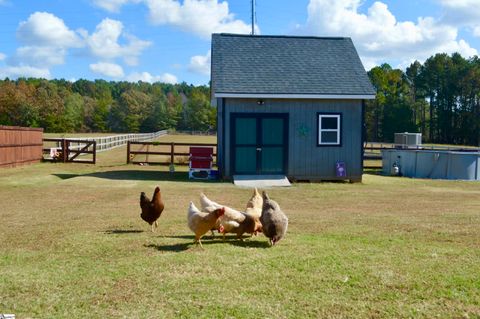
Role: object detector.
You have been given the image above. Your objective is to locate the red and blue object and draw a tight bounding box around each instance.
[189,147,213,179]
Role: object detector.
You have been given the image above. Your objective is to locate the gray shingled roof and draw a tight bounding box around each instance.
[211,34,375,97]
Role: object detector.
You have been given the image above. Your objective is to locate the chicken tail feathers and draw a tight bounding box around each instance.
[262,191,270,201]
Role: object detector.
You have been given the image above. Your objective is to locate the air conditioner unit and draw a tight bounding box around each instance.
[394,132,422,148]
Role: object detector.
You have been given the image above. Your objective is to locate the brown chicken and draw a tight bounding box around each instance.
[187,202,225,248]
[200,193,261,240]
[233,212,258,240]
[140,186,165,232]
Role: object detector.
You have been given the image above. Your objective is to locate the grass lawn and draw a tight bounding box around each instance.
[1,134,479,318]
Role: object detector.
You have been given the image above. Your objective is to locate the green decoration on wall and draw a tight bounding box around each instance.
[298,124,309,137]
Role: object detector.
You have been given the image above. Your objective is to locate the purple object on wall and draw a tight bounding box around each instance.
[336,161,346,177]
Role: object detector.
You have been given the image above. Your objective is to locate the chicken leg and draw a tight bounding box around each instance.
[195,237,204,249]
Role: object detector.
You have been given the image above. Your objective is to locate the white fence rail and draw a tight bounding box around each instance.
[64,130,167,152]
[174,130,216,136]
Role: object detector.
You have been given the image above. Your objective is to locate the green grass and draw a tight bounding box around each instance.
[1,135,479,318]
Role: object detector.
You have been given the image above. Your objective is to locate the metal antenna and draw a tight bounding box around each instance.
[251,0,256,35]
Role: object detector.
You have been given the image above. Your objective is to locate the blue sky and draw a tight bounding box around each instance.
[0,0,479,85]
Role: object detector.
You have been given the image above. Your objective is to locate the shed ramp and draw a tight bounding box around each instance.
[233,175,291,188]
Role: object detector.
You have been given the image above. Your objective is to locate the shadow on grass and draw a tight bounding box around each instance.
[145,243,191,252]
[229,239,271,248]
[104,229,144,234]
[55,173,81,180]
[163,235,197,240]
[363,168,383,176]
[53,170,225,183]
[155,235,270,250]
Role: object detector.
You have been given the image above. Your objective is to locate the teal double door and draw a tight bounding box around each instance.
[231,113,288,175]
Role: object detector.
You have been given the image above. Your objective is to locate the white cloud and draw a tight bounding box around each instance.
[0,65,51,79]
[438,0,479,8]
[188,50,211,75]
[0,53,6,61]
[90,62,125,78]
[145,0,252,38]
[86,18,151,65]
[5,13,152,79]
[92,0,140,12]
[159,72,178,84]
[437,0,480,24]
[11,46,66,67]
[17,12,82,48]
[4,12,84,79]
[302,0,478,69]
[474,26,480,37]
[126,71,178,83]
[437,0,480,37]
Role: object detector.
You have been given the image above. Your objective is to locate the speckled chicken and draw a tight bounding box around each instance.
[260,191,288,246]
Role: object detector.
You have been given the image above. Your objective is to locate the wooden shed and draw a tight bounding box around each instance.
[211,34,376,182]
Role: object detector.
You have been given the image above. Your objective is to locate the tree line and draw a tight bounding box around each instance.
[0,52,479,146]
[366,53,480,146]
[0,79,215,133]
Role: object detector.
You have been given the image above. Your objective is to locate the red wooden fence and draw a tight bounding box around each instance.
[0,126,44,168]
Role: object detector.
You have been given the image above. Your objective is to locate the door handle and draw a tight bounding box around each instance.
[256,148,262,151]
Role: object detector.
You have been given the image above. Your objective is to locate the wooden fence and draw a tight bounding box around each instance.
[127,141,217,166]
[43,138,96,164]
[0,126,44,168]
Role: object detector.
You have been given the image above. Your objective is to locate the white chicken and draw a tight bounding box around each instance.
[199,193,247,238]
[245,187,263,219]
[244,188,263,235]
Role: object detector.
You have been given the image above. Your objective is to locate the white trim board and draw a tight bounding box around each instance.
[214,93,376,100]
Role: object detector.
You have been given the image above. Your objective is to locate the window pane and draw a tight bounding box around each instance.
[321,131,338,144]
[321,117,338,130]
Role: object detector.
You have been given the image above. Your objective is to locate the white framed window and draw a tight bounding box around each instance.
[317,113,342,146]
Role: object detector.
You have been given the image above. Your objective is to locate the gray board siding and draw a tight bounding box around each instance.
[221,98,363,180]
[211,34,376,96]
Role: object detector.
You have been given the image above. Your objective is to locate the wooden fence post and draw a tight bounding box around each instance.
[62,139,68,163]
[169,142,175,173]
[93,141,97,164]
[146,144,150,164]
[127,141,131,164]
